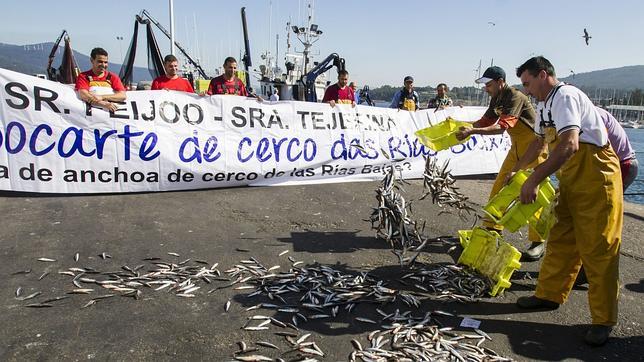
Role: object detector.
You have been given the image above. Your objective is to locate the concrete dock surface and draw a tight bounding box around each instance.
[1,178,642,361]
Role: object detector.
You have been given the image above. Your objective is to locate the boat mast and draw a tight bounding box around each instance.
[169,0,175,55]
[293,0,322,74]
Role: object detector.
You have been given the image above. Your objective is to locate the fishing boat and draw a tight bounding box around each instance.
[254,1,345,102]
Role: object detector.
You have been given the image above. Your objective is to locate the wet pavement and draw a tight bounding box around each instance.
[1,178,642,361]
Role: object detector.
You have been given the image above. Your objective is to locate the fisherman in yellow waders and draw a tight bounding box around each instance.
[455,66,548,260]
[513,56,623,346]
[390,76,420,111]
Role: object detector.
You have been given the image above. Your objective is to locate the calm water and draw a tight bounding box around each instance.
[624,128,643,204]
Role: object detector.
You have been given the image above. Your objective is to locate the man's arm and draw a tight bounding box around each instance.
[520,129,578,203]
[101,91,126,102]
[389,91,401,109]
[456,122,505,140]
[77,89,119,112]
[77,88,95,103]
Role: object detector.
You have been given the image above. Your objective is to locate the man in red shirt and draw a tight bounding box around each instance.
[206,57,248,96]
[151,55,195,93]
[322,70,355,107]
[75,47,126,112]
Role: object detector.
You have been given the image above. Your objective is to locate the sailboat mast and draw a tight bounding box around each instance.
[169,0,175,55]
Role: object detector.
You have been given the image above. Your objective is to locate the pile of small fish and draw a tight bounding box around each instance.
[420,157,477,220]
[226,258,421,327]
[400,263,492,302]
[349,310,511,362]
[232,333,325,362]
[369,167,427,265]
[12,254,223,308]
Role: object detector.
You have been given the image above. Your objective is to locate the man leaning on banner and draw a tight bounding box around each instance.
[75,47,126,112]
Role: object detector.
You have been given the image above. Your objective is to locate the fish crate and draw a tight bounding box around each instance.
[414,117,473,152]
[457,227,521,297]
[458,229,472,247]
[483,170,556,232]
[195,79,211,94]
[529,194,558,240]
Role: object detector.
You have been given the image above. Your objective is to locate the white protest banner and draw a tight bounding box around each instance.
[0,68,510,193]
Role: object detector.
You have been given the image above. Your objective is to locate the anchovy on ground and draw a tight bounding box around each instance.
[400,262,492,302]
[349,310,511,361]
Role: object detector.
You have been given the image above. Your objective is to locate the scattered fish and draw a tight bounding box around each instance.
[37,258,56,262]
[12,269,32,275]
[17,291,42,301]
[25,303,53,308]
[255,341,279,350]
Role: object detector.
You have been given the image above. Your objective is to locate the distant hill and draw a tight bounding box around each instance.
[559,65,644,90]
[0,42,152,83]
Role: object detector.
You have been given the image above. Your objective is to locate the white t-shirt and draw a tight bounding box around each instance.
[535,84,607,147]
[269,93,279,102]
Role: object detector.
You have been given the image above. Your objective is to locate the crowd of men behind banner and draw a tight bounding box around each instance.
[72,47,638,347]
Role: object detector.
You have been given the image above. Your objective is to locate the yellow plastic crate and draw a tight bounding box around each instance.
[457,227,521,297]
[414,117,473,151]
[195,79,211,94]
[529,195,557,240]
[458,229,472,248]
[483,170,556,232]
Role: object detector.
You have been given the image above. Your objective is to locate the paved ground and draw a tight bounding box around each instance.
[1,178,642,361]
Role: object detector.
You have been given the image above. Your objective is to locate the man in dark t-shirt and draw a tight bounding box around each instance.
[206,57,248,96]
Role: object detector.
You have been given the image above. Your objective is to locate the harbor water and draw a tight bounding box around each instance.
[624,128,643,204]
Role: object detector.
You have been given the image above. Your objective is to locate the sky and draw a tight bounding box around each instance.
[1,0,643,88]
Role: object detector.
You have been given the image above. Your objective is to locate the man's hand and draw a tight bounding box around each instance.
[455,126,471,141]
[98,100,118,113]
[352,101,356,108]
[504,171,517,186]
[520,175,539,204]
[329,100,336,108]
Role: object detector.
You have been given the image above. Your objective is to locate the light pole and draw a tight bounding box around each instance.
[116,36,124,64]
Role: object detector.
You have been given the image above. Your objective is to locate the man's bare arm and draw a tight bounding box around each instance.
[520,130,578,203]
[101,91,126,102]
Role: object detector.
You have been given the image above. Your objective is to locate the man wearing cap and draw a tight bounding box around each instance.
[513,56,623,346]
[390,76,419,111]
[455,66,547,260]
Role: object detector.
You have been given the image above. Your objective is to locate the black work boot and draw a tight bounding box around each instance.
[522,242,545,261]
[516,295,559,310]
[584,325,612,346]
